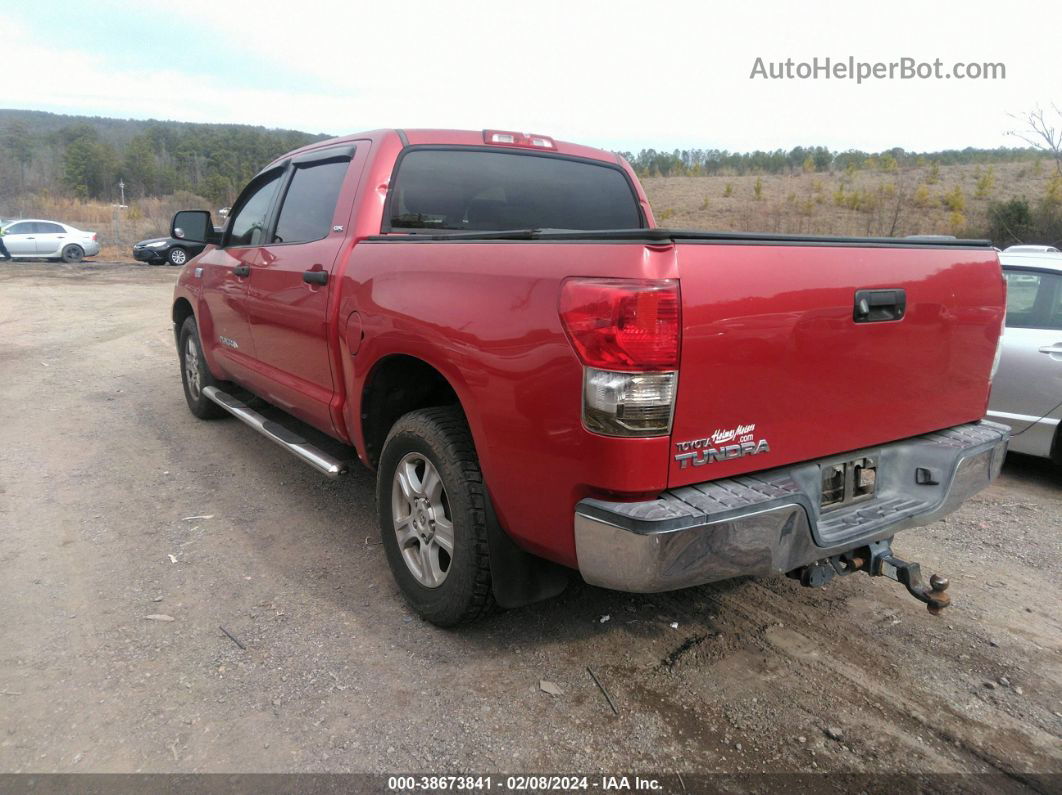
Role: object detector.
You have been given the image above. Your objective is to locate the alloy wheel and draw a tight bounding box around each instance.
[391,452,454,587]
[184,336,202,400]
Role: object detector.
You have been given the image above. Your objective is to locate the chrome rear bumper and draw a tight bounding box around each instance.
[574,421,1009,592]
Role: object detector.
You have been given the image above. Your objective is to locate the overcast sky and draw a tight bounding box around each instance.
[6,0,1060,154]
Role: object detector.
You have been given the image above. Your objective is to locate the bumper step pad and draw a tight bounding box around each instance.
[574,421,1009,593]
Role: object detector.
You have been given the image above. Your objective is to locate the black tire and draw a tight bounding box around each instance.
[177,316,226,419]
[168,247,188,266]
[377,407,495,627]
[61,244,84,263]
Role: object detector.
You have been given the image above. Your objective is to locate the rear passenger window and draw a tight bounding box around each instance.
[272,159,350,245]
[388,149,643,232]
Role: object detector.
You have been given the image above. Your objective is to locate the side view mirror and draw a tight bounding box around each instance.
[171,210,221,245]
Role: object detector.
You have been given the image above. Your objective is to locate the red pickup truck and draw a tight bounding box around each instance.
[170,128,1009,626]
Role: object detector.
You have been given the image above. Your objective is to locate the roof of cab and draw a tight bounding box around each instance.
[273,128,623,167]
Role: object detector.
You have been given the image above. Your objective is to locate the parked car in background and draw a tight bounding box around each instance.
[1003,244,1060,254]
[988,250,1062,464]
[133,236,209,266]
[0,219,100,262]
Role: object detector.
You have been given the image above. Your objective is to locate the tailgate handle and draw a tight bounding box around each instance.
[854,289,906,323]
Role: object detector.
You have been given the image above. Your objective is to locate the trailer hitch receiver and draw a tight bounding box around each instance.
[862,539,951,614]
[789,538,951,614]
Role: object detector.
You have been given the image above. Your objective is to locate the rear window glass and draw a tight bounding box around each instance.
[388,149,643,232]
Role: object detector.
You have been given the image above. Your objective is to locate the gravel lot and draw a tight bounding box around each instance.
[0,261,1059,786]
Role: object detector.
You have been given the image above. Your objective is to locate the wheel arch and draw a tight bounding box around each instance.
[172,297,195,346]
[359,353,466,470]
[362,353,571,610]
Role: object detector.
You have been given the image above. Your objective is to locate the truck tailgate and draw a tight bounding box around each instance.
[669,242,1004,487]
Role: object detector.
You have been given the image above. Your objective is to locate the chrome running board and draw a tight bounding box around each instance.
[202,386,348,478]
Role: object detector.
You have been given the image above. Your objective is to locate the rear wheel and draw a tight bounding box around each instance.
[168,247,188,266]
[177,316,226,419]
[61,244,84,263]
[377,407,495,626]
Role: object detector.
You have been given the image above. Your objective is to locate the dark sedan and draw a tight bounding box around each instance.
[132,237,208,266]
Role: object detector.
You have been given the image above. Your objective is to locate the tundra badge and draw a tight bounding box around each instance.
[673,423,770,469]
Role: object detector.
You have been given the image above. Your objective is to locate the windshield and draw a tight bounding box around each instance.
[388,149,644,232]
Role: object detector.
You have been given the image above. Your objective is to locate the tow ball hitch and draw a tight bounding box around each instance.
[791,539,951,614]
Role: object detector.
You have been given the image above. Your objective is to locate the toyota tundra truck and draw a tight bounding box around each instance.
[169,128,1009,626]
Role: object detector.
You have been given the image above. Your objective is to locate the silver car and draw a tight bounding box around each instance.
[987,251,1062,463]
[0,219,101,262]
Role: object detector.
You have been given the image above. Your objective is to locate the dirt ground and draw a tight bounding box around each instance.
[0,261,1059,786]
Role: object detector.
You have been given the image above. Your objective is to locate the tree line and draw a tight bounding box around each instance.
[617,145,1042,178]
[0,110,326,207]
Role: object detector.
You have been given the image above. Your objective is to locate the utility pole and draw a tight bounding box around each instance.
[114,179,127,247]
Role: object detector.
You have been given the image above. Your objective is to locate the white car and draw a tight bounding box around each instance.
[1003,244,1060,254]
[987,251,1062,463]
[0,219,101,262]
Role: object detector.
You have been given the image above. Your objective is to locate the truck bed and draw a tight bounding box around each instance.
[349,230,1003,563]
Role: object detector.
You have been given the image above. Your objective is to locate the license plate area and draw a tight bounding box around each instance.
[820,456,877,510]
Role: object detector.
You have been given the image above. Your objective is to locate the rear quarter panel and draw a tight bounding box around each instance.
[337,241,677,566]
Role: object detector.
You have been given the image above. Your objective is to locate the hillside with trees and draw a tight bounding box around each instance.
[0,109,328,207]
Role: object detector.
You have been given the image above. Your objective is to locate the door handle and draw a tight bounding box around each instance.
[1038,344,1062,355]
[854,288,906,322]
[233,264,250,277]
[302,269,328,285]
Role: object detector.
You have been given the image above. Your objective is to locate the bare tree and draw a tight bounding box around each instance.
[1009,104,1062,176]
[887,169,908,237]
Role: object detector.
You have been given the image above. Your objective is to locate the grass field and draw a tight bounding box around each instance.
[642,159,1059,238]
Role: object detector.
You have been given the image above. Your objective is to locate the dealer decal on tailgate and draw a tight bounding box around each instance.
[673,423,771,469]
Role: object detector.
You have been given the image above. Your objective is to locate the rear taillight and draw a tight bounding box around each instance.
[92,233,98,242]
[559,278,679,371]
[559,278,680,437]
